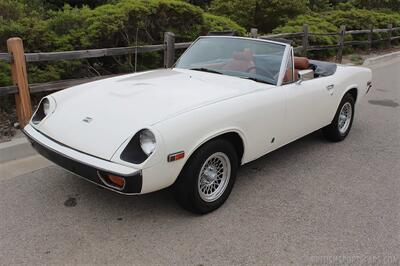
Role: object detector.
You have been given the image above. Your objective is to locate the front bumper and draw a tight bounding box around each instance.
[23,124,142,194]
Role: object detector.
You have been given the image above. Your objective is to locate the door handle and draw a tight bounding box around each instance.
[326,84,335,95]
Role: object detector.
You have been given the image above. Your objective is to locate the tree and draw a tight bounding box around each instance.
[41,0,111,9]
[210,0,308,33]
[309,0,332,11]
[0,0,245,86]
[185,0,213,8]
[354,0,400,10]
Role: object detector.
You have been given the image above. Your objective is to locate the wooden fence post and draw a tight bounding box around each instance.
[7,38,32,128]
[336,25,346,63]
[368,25,373,51]
[301,24,309,57]
[387,24,393,48]
[164,32,175,68]
[250,28,258,38]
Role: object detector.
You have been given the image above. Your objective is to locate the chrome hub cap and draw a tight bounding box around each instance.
[338,102,352,134]
[198,152,231,202]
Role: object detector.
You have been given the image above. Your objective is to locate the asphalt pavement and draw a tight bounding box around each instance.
[0,58,399,265]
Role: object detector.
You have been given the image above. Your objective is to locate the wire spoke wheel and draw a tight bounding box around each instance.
[174,138,238,214]
[198,152,231,202]
[322,93,355,142]
[338,102,352,134]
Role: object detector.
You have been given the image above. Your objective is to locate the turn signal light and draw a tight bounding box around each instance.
[107,174,125,188]
[98,171,125,189]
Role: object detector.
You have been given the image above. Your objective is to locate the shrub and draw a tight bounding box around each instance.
[41,0,111,9]
[0,0,245,87]
[210,0,308,33]
[202,13,246,36]
[0,62,11,87]
[273,8,400,57]
[354,0,400,11]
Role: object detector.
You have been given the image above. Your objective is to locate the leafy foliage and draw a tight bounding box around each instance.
[210,0,309,33]
[41,0,111,9]
[274,14,340,57]
[274,8,400,57]
[309,0,332,11]
[183,0,213,8]
[1,0,399,87]
[354,0,400,11]
[202,13,245,35]
[0,0,243,86]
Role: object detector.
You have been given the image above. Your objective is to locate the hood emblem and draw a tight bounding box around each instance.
[82,117,93,123]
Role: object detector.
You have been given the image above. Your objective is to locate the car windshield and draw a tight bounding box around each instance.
[175,37,286,85]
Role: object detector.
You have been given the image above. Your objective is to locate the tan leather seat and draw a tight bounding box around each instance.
[284,57,310,83]
[294,57,310,70]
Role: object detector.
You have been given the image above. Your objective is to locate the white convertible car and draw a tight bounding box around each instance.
[24,36,372,213]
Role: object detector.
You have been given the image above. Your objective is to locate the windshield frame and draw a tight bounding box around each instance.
[174,36,291,87]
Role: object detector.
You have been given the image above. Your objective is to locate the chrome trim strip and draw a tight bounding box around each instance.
[23,124,140,176]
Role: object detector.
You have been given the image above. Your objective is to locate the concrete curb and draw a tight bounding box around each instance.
[363,51,400,66]
[0,136,36,163]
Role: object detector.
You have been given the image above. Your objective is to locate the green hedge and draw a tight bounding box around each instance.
[273,9,400,57]
[0,0,244,86]
[209,0,308,33]
[202,13,245,36]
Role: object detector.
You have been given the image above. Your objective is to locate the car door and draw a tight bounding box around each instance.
[282,52,336,143]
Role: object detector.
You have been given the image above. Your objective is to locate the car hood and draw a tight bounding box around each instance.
[37,69,267,160]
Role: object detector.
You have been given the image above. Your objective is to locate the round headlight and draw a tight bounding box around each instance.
[32,97,55,125]
[139,129,156,155]
[43,98,50,116]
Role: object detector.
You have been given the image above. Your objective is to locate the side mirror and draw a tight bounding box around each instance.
[296,69,314,85]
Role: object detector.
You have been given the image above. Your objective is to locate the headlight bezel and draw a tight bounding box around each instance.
[31,97,56,125]
[120,129,157,164]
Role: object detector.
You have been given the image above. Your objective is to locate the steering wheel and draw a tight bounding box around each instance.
[246,66,275,81]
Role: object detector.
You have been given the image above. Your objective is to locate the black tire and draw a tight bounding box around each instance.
[322,93,355,142]
[173,138,238,214]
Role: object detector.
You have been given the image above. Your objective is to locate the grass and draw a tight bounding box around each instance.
[348,54,364,65]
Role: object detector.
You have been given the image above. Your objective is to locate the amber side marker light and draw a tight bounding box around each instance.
[98,171,125,189]
[168,151,185,162]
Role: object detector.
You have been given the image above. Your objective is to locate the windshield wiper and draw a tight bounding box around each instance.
[242,76,273,85]
[190,68,223,75]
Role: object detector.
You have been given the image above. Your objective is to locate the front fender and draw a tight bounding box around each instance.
[185,127,248,166]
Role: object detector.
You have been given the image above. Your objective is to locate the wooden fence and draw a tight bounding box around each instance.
[0,25,399,127]
[252,23,400,62]
[0,32,191,126]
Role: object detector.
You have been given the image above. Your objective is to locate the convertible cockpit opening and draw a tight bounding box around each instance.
[176,36,338,87]
[176,37,287,85]
[222,48,256,74]
[284,56,338,84]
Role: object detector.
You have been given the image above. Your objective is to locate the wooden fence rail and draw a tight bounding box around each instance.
[0,32,191,126]
[0,25,399,126]
[0,75,120,96]
[0,53,11,63]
